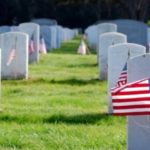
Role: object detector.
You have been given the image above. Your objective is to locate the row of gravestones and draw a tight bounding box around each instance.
[0,23,78,80]
[1,24,78,52]
[85,20,150,150]
[85,19,148,50]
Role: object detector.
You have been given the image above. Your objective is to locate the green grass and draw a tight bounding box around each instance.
[0,36,126,150]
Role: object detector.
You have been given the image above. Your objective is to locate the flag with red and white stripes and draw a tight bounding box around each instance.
[29,34,35,55]
[39,36,47,54]
[6,48,16,66]
[112,63,127,91]
[112,78,150,116]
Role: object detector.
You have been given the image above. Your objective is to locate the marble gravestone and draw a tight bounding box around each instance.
[85,25,97,49]
[10,26,19,32]
[19,23,40,64]
[108,43,146,114]
[40,25,51,51]
[147,28,150,52]
[127,54,150,150]
[99,32,127,80]
[0,32,28,79]
[97,23,117,52]
[57,26,63,48]
[31,18,57,25]
[111,19,147,47]
[0,49,2,111]
[0,26,10,34]
[50,26,57,49]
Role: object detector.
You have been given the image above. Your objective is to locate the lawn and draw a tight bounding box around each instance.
[0,36,126,150]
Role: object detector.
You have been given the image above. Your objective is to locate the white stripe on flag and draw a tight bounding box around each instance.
[113,101,150,106]
[114,108,150,113]
[122,87,149,92]
[112,94,150,99]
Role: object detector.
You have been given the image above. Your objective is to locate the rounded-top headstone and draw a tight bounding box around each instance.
[108,43,146,113]
[31,18,57,25]
[97,23,117,51]
[40,25,51,50]
[0,26,10,34]
[99,32,127,80]
[84,25,97,49]
[19,23,40,64]
[127,54,150,150]
[111,19,147,46]
[0,32,28,79]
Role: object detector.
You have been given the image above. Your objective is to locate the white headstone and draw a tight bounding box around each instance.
[57,26,63,48]
[0,26,10,34]
[0,49,2,111]
[0,32,28,79]
[111,19,147,47]
[108,43,146,113]
[10,26,19,32]
[50,26,57,49]
[99,32,127,80]
[97,23,117,51]
[147,28,150,52]
[31,18,57,25]
[127,54,150,150]
[19,23,40,64]
[85,25,97,49]
[40,25,51,50]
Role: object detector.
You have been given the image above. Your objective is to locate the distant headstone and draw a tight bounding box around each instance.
[108,43,146,113]
[0,26,10,34]
[31,18,57,25]
[40,25,51,51]
[97,23,117,51]
[99,32,127,80]
[85,25,97,49]
[0,32,28,79]
[111,19,147,46]
[127,54,150,150]
[10,26,19,32]
[50,26,57,49]
[0,49,2,108]
[57,26,63,48]
[147,28,150,51]
[19,23,40,64]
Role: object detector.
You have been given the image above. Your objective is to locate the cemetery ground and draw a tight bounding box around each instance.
[1,36,126,150]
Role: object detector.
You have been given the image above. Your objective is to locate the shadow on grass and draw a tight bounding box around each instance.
[2,77,105,86]
[49,78,100,85]
[0,112,118,125]
[67,63,97,68]
[43,113,114,124]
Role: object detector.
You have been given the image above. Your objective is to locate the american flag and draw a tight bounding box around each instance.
[6,48,16,66]
[39,36,47,54]
[112,63,127,91]
[112,78,150,116]
[29,34,35,55]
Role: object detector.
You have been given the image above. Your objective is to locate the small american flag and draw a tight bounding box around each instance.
[29,34,35,55]
[39,36,47,54]
[112,63,127,91]
[112,78,150,116]
[6,48,16,66]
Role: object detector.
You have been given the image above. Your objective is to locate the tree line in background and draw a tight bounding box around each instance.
[0,0,149,29]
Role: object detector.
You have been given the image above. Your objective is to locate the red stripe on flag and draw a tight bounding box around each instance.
[113,105,150,109]
[113,98,150,102]
[112,90,150,95]
[112,78,150,116]
[114,112,150,116]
